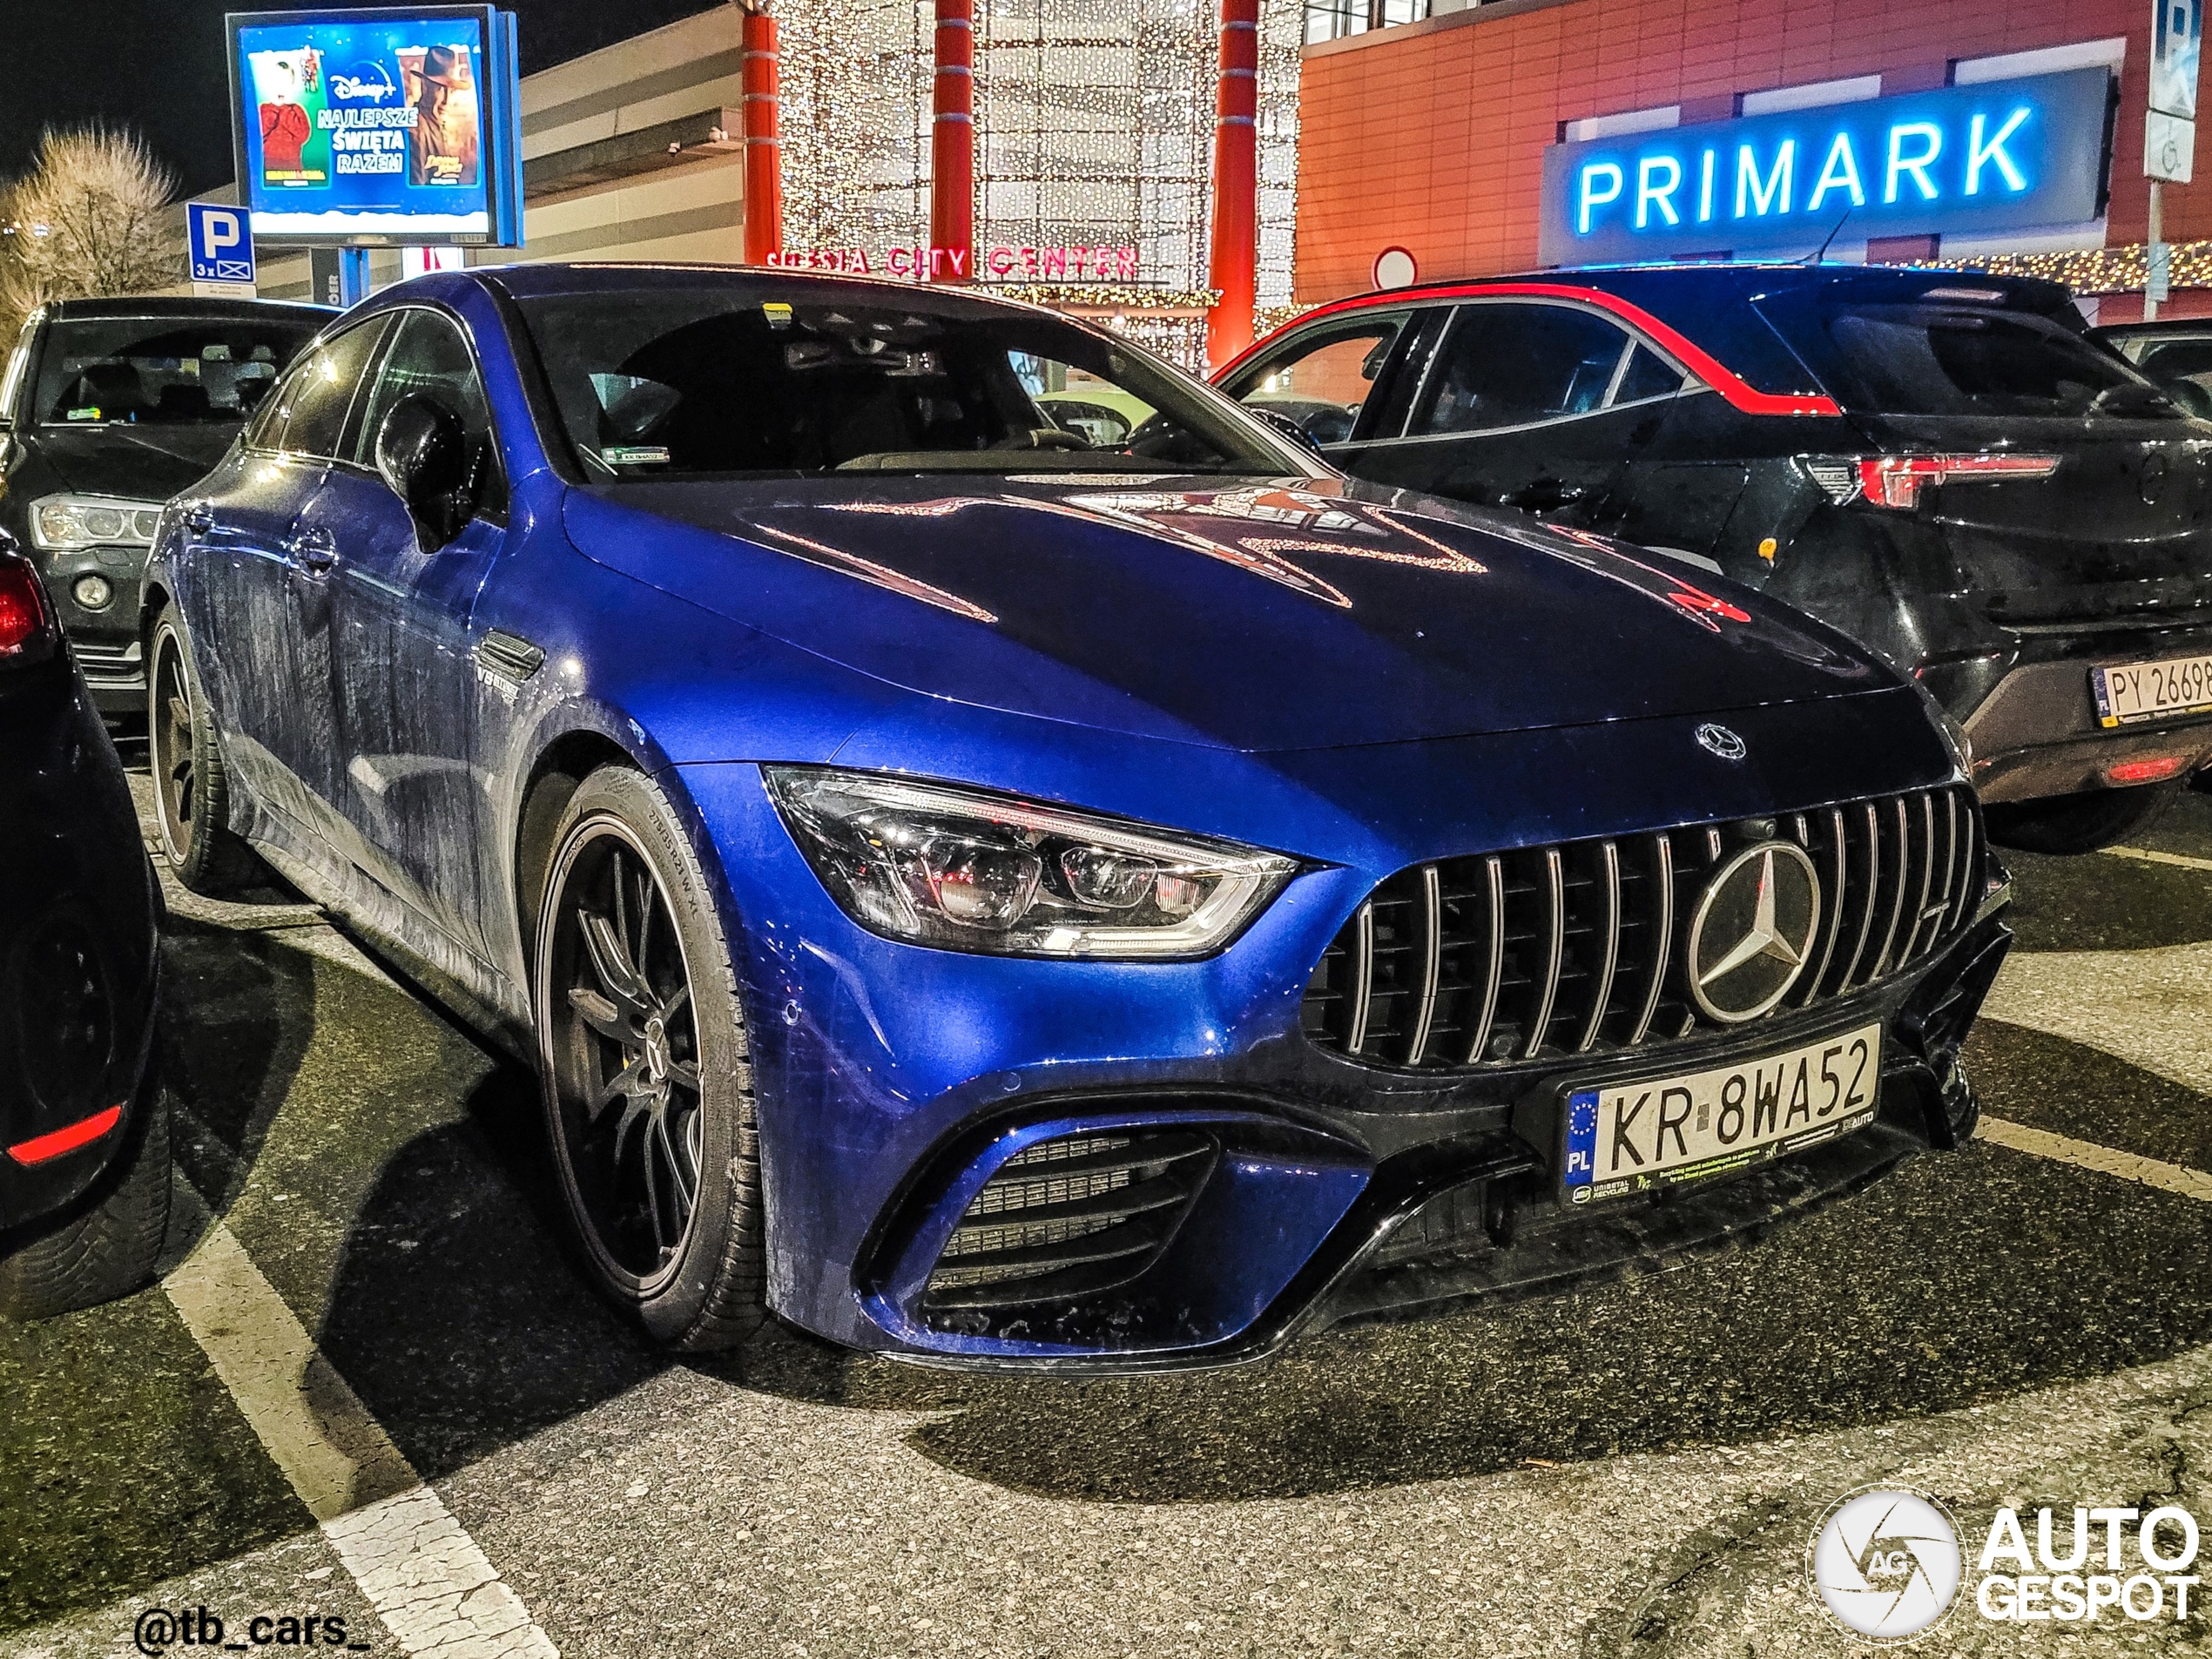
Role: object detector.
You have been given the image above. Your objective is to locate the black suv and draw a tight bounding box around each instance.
[0,296,326,717]
[1217,264,2212,853]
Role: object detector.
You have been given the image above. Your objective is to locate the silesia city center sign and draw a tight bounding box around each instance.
[1540,67,2114,265]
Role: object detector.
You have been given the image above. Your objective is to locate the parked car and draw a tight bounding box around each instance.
[147,264,2007,1371]
[0,534,170,1318]
[2092,316,2212,416]
[1217,264,2212,853]
[0,296,327,718]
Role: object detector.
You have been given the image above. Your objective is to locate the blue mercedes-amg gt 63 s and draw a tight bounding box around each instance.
[145,265,2010,1371]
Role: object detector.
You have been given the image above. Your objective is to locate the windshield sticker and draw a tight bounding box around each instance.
[599,446,671,466]
[67,406,102,421]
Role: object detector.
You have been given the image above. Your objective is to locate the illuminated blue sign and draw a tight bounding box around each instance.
[1540,68,2114,265]
[226,7,524,247]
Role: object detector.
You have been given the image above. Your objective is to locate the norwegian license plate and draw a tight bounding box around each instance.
[1561,1024,1880,1205]
[2092,654,2212,727]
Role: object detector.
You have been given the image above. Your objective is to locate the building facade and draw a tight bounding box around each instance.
[1294,0,2206,321]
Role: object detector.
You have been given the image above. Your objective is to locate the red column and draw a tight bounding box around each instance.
[1205,0,1260,368]
[741,6,783,265]
[930,0,975,281]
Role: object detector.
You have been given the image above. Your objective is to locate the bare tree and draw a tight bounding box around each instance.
[0,127,180,339]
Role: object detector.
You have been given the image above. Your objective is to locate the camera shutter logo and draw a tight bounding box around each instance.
[1686,840,1821,1022]
[1809,1487,1964,1642]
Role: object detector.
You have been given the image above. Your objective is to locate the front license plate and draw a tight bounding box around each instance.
[1561,1024,1881,1205]
[2092,654,2212,727]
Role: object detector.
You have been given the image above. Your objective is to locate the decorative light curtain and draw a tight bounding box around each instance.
[775,0,1301,366]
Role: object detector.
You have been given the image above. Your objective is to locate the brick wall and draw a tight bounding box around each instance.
[1296,0,2188,300]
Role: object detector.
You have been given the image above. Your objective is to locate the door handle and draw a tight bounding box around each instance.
[289,526,338,572]
[185,502,215,534]
[1502,480,1588,513]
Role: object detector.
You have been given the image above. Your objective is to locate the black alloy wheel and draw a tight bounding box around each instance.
[147,604,254,895]
[547,819,704,1285]
[534,766,765,1347]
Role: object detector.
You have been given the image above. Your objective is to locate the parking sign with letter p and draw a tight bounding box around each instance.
[186,203,257,296]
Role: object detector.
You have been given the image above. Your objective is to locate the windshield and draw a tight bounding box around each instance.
[33,315,320,428]
[516,286,1311,479]
[1755,297,2161,420]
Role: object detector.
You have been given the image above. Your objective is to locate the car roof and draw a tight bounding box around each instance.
[41,294,334,324]
[466,260,1061,318]
[1338,260,2074,314]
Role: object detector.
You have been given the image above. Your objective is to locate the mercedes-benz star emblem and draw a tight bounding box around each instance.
[1696,722,1747,760]
[1687,840,1822,1022]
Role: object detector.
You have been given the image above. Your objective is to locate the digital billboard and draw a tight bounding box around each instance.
[1540,68,2115,266]
[226,6,523,246]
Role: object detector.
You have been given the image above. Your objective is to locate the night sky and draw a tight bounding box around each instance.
[1,0,730,196]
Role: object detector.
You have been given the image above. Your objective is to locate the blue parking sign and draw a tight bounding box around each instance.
[186,203,257,287]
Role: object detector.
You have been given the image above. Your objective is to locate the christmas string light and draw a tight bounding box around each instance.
[1901,239,2212,294]
[773,1,1302,367]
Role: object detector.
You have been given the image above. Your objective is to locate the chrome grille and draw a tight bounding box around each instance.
[1300,786,1980,1071]
[923,1130,1215,1312]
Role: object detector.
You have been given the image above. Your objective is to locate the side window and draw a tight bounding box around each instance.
[353,308,502,510]
[1222,314,1409,444]
[1614,343,1685,404]
[266,318,388,461]
[1408,304,1635,436]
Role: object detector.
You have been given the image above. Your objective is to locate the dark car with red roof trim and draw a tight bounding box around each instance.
[1217,263,2212,853]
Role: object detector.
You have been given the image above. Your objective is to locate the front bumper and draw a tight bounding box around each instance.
[36,543,147,715]
[852,914,2010,1374]
[677,729,2006,1374]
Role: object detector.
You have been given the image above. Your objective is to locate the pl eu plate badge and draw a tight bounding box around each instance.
[1565,1090,1600,1203]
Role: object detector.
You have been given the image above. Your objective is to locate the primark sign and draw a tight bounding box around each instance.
[1539,68,2114,265]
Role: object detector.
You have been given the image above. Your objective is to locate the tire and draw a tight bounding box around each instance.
[148,604,258,895]
[0,1066,172,1320]
[532,765,766,1350]
[1984,779,2183,856]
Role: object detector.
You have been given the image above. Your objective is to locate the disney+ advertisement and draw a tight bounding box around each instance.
[229,6,516,244]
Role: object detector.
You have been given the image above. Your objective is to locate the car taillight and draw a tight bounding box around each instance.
[2105,755,2192,786]
[0,553,56,662]
[1856,453,2061,511]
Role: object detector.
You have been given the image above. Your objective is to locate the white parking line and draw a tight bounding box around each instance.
[1979,1114,2212,1203]
[2099,843,2212,874]
[165,1198,558,1658]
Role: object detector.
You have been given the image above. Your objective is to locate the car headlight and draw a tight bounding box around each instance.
[764,767,1298,959]
[29,494,165,551]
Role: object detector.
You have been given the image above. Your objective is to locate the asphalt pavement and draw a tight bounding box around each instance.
[3,768,2209,1657]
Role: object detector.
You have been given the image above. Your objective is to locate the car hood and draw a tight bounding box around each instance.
[563,473,1892,752]
[22,423,239,500]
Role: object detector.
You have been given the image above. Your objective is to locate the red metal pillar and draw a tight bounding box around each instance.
[1205,0,1260,368]
[930,0,975,281]
[741,6,782,264]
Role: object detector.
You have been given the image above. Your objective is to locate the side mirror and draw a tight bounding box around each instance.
[375,393,472,545]
[2090,382,2178,418]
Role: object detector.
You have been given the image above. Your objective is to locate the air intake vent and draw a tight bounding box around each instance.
[1301,786,1980,1071]
[922,1130,1216,1312]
